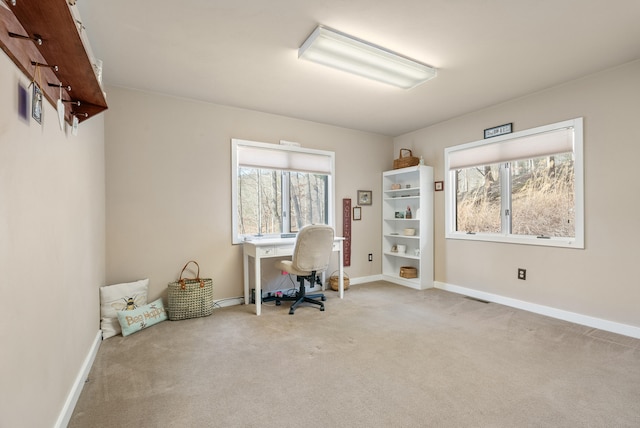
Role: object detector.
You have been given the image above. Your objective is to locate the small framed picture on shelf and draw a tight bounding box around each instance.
[357,190,372,205]
[353,206,362,221]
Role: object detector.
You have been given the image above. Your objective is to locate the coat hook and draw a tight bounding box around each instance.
[63,100,81,106]
[71,112,88,118]
[75,19,85,31]
[48,82,71,91]
[9,31,42,46]
[32,61,58,72]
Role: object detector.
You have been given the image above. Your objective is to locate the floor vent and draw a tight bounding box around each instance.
[464,296,490,304]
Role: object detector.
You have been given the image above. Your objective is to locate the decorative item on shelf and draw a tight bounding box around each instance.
[396,244,406,254]
[393,149,420,169]
[400,266,418,278]
[419,156,425,165]
[391,183,401,190]
[93,59,103,85]
[390,244,398,253]
[395,211,404,219]
[403,228,416,236]
[405,206,412,219]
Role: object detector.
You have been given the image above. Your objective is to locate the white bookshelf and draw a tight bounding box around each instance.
[382,165,434,289]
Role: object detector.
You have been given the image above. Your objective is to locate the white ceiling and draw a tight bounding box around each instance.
[77,0,640,137]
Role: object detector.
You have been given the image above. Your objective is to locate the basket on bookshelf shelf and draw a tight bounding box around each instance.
[399,266,418,278]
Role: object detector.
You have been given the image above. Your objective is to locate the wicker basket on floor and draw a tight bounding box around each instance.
[329,271,350,291]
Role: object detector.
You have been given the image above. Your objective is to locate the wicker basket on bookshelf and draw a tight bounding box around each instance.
[393,149,420,169]
[399,266,418,279]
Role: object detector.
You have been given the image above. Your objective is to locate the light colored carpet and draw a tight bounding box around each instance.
[69,281,640,427]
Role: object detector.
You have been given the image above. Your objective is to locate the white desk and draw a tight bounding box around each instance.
[243,237,345,315]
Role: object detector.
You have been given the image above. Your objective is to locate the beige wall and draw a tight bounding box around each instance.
[104,86,392,301]
[0,54,105,427]
[3,36,637,426]
[394,59,640,328]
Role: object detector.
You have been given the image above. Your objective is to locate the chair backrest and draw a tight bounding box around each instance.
[291,224,335,273]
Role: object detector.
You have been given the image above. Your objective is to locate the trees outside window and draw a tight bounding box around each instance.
[445,118,583,248]
[232,139,334,244]
[237,168,328,237]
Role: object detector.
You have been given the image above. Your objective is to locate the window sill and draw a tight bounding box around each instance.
[445,232,584,249]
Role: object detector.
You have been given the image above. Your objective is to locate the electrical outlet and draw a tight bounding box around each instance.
[368,253,373,262]
[518,268,526,280]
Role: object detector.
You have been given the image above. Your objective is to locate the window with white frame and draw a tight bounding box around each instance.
[444,118,584,248]
[231,139,335,244]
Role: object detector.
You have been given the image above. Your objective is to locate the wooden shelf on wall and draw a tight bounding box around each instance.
[0,0,107,124]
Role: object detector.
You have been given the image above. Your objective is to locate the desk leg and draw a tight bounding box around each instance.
[254,255,262,316]
[243,252,250,306]
[338,240,344,299]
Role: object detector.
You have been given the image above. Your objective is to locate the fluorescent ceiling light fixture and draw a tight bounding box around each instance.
[299,25,437,90]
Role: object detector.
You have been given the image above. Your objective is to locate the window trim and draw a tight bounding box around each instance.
[444,118,584,249]
[231,139,335,244]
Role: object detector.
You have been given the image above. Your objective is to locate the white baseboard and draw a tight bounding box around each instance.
[349,274,383,285]
[435,281,640,339]
[55,330,102,428]
[214,296,244,308]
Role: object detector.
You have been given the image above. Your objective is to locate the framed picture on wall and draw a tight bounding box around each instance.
[357,190,372,205]
[31,84,42,124]
[353,206,362,220]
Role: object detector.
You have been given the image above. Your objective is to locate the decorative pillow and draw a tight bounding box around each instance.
[117,298,167,337]
[100,279,149,339]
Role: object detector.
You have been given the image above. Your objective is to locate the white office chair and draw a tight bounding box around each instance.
[272,224,335,315]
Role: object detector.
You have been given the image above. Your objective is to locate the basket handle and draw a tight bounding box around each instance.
[399,148,413,158]
[330,270,349,279]
[178,260,204,289]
